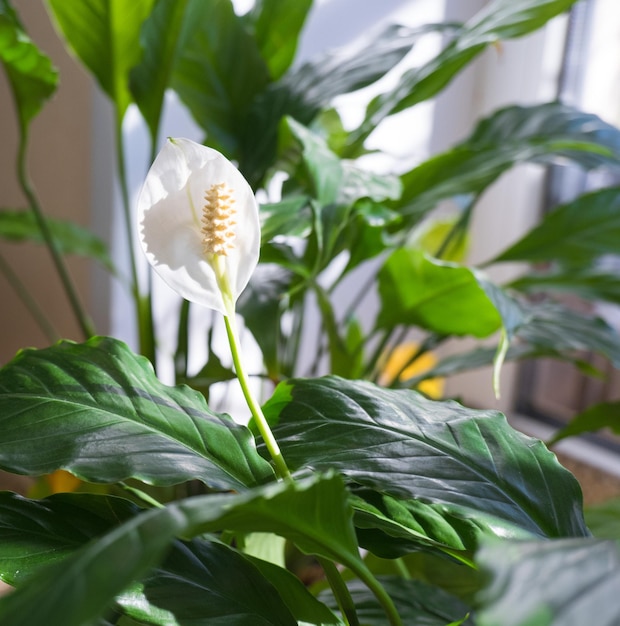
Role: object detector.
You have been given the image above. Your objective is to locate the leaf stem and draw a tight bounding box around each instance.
[17,128,94,340]
[115,115,156,365]
[349,562,403,626]
[319,558,359,626]
[0,248,59,342]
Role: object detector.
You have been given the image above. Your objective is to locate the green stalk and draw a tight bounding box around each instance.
[115,115,155,365]
[223,312,292,482]
[319,558,359,626]
[16,129,94,340]
[0,248,58,342]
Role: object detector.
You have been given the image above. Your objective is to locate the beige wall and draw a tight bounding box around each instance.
[0,1,93,364]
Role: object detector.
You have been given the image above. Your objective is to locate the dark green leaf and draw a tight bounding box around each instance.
[476,538,620,626]
[493,187,620,264]
[319,576,472,626]
[517,301,620,368]
[118,539,299,625]
[0,209,115,272]
[171,0,270,156]
[0,473,360,626]
[262,376,588,538]
[548,400,620,444]
[0,336,274,489]
[245,0,312,80]
[376,249,502,337]
[510,267,620,305]
[239,22,457,184]
[47,0,154,116]
[129,0,189,141]
[397,104,620,224]
[348,0,579,151]
[237,264,292,379]
[0,492,138,586]
[0,0,58,128]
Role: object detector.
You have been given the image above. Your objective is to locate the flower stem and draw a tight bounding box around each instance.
[115,115,156,366]
[223,312,292,482]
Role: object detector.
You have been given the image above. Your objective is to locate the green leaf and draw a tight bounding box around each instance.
[0,209,115,272]
[47,0,154,117]
[237,264,291,379]
[0,497,184,626]
[170,0,270,156]
[585,497,620,539]
[348,0,579,151]
[510,267,620,304]
[0,474,360,626]
[319,576,472,626]
[239,22,457,184]
[0,490,336,625]
[0,492,139,587]
[493,187,620,264]
[397,103,620,224]
[117,539,299,625]
[260,195,312,242]
[548,400,620,445]
[476,538,620,626]
[129,0,189,141]
[245,0,312,81]
[0,336,274,489]
[350,486,492,559]
[517,301,620,368]
[376,248,502,337]
[0,0,58,129]
[262,376,588,538]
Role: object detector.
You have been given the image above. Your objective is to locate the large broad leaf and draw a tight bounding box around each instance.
[493,187,620,264]
[0,336,274,489]
[239,22,457,184]
[584,497,620,540]
[261,376,588,538]
[376,248,502,337]
[0,0,58,128]
[347,0,579,152]
[129,0,189,141]
[396,104,620,223]
[0,473,362,626]
[0,209,115,272]
[547,400,620,444]
[47,0,154,117]
[319,576,472,626]
[475,538,620,626]
[0,490,339,625]
[170,0,270,157]
[244,0,312,81]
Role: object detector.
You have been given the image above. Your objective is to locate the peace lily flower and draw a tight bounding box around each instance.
[138,138,290,481]
[137,137,260,317]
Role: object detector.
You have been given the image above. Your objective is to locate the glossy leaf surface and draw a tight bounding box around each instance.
[0,336,274,489]
[261,377,588,538]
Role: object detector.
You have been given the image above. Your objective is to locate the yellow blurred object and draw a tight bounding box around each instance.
[46,469,82,493]
[379,343,444,398]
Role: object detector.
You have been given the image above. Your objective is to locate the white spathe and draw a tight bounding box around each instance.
[137,138,260,315]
